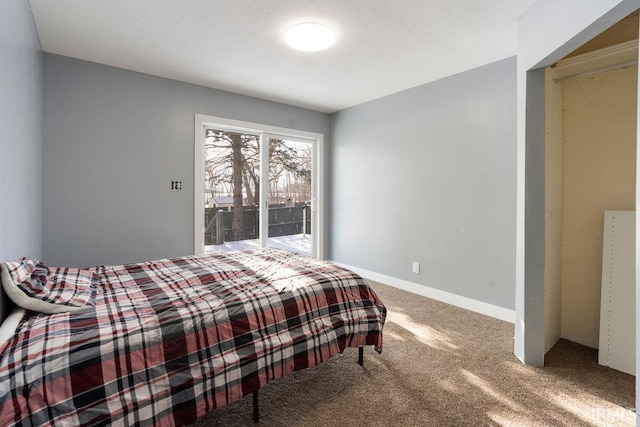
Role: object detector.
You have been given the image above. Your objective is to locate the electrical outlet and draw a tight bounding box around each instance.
[412,261,420,274]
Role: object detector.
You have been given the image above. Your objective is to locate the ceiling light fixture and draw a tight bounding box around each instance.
[285,23,335,52]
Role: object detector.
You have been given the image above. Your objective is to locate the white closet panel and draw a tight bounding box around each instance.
[598,210,635,375]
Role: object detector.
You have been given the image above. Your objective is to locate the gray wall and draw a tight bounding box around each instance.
[0,1,42,262]
[43,54,330,267]
[330,57,517,310]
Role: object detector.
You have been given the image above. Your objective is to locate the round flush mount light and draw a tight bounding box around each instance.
[285,23,335,52]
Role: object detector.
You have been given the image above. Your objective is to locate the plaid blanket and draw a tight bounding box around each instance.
[0,248,386,426]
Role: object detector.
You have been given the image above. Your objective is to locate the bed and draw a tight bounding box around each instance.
[0,248,386,426]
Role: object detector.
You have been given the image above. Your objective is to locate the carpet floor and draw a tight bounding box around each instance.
[190,281,635,426]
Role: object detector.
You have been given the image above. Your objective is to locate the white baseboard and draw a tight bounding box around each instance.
[333,262,515,324]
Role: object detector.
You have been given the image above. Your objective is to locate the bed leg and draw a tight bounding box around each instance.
[253,391,259,423]
[358,346,364,366]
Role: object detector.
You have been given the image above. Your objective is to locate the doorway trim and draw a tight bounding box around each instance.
[193,114,324,258]
[515,3,640,368]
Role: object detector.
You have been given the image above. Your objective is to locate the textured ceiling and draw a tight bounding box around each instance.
[28,0,536,113]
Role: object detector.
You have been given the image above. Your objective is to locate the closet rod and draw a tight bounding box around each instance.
[553,59,638,83]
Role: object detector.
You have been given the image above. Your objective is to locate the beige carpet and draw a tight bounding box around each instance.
[190,281,635,426]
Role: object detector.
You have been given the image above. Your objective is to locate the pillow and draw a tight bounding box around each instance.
[5,258,37,284]
[1,258,97,314]
[0,306,25,350]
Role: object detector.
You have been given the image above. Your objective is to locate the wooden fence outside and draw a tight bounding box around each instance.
[204,204,311,245]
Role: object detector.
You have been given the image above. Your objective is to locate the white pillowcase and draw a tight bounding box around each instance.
[0,306,25,348]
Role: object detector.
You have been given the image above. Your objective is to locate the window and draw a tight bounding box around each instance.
[194,114,324,259]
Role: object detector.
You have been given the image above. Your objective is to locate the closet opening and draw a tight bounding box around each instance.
[543,11,638,377]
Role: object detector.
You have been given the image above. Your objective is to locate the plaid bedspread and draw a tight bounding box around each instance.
[0,248,386,426]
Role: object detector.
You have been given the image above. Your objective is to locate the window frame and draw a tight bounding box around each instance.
[194,114,324,259]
